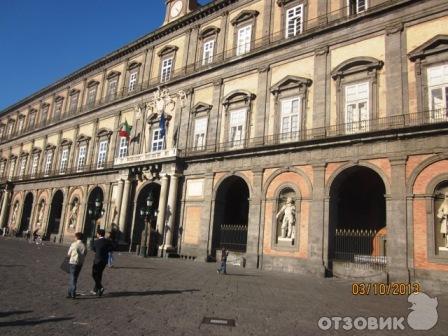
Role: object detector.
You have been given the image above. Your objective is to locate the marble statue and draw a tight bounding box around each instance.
[37,201,45,227]
[437,192,448,248]
[276,197,296,239]
[10,202,18,227]
[69,199,79,228]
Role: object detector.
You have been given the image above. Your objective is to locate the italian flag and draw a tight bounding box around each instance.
[119,120,132,138]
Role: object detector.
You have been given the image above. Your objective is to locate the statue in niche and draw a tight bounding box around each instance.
[437,191,448,248]
[276,197,296,239]
[36,201,45,227]
[69,199,79,229]
[10,202,19,227]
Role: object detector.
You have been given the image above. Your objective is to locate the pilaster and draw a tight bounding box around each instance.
[385,23,404,117]
[246,169,263,268]
[313,46,329,133]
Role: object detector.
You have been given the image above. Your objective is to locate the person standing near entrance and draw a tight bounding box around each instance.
[217,247,229,275]
[67,232,87,299]
[91,229,112,296]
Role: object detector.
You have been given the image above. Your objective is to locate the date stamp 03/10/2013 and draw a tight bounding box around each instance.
[352,282,422,296]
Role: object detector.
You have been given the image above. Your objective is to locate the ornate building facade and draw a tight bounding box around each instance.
[1,0,448,288]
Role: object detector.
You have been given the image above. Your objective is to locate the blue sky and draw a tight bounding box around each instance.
[0,0,209,111]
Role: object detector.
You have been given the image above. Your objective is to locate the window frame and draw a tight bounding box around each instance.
[231,10,259,57]
[198,26,220,66]
[151,128,165,152]
[158,45,178,84]
[106,71,121,101]
[117,136,129,159]
[347,0,368,15]
[68,89,80,114]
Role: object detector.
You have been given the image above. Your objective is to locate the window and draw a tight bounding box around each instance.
[8,159,16,179]
[59,148,69,173]
[19,157,27,178]
[285,5,303,38]
[193,117,208,150]
[202,40,215,65]
[77,145,87,172]
[97,140,108,169]
[0,126,4,140]
[237,25,252,56]
[107,77,118,98]
[0,161,5,178]
[345,82,369,133]
[7,122,14,136]
[118,137,128,158]
[31,154,39,177]
[161,57,173,83]
[428,64,448,121]
[280,97,301,141]
[229,109,246,148]
[151,129,164,152]
[17,118,24,133]
[44,151,53,175]
[28,113,36,130]
[41,105,49,125]
[86,86,97,106]
[54,100,63,118]
[348,0,367,15]
[128,70,138,92]
[69,92,79,113]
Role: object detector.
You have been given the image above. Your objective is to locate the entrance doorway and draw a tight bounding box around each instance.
[19,193,33,235]
[47,190,64,238]
[84,187,104,240]
[212,176,249,256]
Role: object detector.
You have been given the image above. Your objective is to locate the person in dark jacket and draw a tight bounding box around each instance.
[91,229,112,296]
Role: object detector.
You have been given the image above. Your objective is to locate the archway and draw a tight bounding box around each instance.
[19,193,33,234]
[47,190,64,238]
[212,176,250,256]
[83,187,104,240]
[329,166,386,271]
[132,183,161,255]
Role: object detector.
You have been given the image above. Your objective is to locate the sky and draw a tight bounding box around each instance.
[0,0,209,112]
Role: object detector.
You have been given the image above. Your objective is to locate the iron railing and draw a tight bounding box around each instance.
[219,224,248,252]
[333,228,387,269]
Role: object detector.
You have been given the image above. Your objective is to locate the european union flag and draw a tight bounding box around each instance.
[159,112,166,138]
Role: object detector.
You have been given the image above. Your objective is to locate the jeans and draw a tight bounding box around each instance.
[92,261,107,292]
[68,264,82,297]
[217,260,227,274]
[108,252,113,267]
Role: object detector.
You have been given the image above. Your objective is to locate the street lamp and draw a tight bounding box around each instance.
[139,192,156,257]
[87,197,105,249]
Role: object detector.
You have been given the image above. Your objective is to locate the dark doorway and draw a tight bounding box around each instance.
[132,183,161,255]
[19,193,33,234]
[212,176,249,255]
[329,166,386,268]
[47,190,64,237]
[84,187,104,240]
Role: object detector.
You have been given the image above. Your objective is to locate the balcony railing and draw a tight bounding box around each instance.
[114,148,178,166]
[0,0,408,144]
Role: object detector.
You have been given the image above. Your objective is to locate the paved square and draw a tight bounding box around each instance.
[0,237,447,335]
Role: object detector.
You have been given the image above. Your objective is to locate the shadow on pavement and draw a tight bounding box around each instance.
[111,266,154,270]
[79,289,200,299]
[0,311,33,318]
[0,317,72,327]
[0,265,25,268]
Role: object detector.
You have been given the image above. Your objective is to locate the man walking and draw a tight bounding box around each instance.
[91,229,112,297]
[67,232,87,299]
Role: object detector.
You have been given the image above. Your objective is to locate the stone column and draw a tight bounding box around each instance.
[0,189,11,228]
[142,47,154,84]
[198,173,214,261]
[309,163,327,275]
[186,26,199,69]
[118,178,131,236]
[255,66,269,143]
[156,174,170,237]
[246,169,263,268]
[57,188,69,243]
[217,11,229,59]
[115,179,124,228]
[208,79,223,149]
[262,0,273,42]
[313,46,329,135]
[388,157,409,282]
[164,174,179,253]
[385,23,404,117]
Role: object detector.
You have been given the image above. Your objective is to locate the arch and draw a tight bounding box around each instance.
[407,154,445,195]
[127,61,142,70]
[331,56,384,80]
[83,186,105,240]
[213,172,253,200]
[199,26,220,40]
[19,192,33,235]
[157,45,179,57]
[46,190,64,238]
[222,90,256,109]
[106,71,120,79]
[263,167,312,200]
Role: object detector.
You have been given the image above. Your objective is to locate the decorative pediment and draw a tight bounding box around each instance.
[157,45,179,57]
[96,128,113,138]
[45,144,56,151]
[69,88,80,96]
[231,10,259,26]
[331,57,384,80]
[146,112,172,124]
[87,80,100,88]
[191,102,212,115]
[41,102,50,109]
[106,71,120,79]
[76,134,91,143]
[29,108,37,114]
[223,90,256,108]
[60,138,73,147]
[199,26,221,40]
[19,151,29,157]
[31,147,42,154]
[54,95,64,102]
[9,154,17,160]
[408,35,448,62]
[270,76,312,96]
[276,0,297,6]
[18,114,26,119]
[127,61,142,70]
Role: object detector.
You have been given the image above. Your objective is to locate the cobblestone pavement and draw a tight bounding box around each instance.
[0,237,447,336]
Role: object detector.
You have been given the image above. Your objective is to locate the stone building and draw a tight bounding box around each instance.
[1,0,448,288]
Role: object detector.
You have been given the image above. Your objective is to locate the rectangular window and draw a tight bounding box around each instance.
[128,70,138,92]
[44,151,53,175]
[202,40,215,65]
[237,25,252,56]
[0,126,4,140]
[0,161,5,178]
[97,140,108,169]
[17,118,24,133]
[285,5,303,38]
[229,109,247,148]
[77,145,87,172]
[118,137,128,158]
[107,78,118,99]
[87,86,97,106]
[8,159,16,179]
[345,82,369,133]
[31,154,39,177]
[151,129,164,152]
[28,113,36,130]
[41,105,49,125]
[161,57,173,83]
[193,117,208,150]
[348,0,367,15]
[7,122,14,136]
[280,97,301,141]
[428,64,448,121]
[69,93,79,113]
[54,101,63,118]
[59,148,69,173]
[19,157,27,178]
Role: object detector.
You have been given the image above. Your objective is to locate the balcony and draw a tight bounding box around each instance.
[114,148,178,166]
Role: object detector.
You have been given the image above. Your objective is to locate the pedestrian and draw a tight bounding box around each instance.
[67,232,87,299]
[217,247,229,275]
[107,230,118,267]
[91,229,112,296]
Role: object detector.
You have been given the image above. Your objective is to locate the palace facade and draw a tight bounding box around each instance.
[1,0,448,289]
